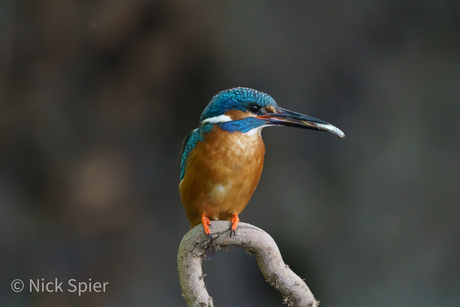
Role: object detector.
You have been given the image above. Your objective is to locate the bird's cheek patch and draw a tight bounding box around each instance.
[225,109,253,120]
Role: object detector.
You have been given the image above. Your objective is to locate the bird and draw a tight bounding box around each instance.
[179,87,344,238]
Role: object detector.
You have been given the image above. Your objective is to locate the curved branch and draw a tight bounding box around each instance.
[177,221,319,307]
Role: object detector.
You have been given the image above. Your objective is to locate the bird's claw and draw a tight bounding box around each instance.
[201,214,213,241]
[230,213,239,237]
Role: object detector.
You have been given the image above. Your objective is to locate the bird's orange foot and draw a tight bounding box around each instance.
[201,214,212,239]
[230,213,240,237]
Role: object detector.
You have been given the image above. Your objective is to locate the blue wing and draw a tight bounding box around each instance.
[180,125,214,180]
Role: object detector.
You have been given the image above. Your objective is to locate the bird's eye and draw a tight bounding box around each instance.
[249,104,261,114]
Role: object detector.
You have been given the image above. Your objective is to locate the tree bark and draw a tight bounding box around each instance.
[177,221,319,307]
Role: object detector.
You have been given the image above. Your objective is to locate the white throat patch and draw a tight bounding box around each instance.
[201,115,232,124]
[244,126,265,136]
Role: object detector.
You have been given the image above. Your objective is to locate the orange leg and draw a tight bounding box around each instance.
[201,214,212,238]
[230,213,240,237]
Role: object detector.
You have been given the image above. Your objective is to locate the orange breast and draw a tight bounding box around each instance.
[179,126,265,228]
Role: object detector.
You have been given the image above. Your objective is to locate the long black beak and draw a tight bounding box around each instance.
[257,107,345,138]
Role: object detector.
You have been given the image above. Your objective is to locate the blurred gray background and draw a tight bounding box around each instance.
[1,0,459,306]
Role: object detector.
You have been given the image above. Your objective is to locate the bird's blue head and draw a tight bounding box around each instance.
[200,88,277,122]
[199,87,280,133]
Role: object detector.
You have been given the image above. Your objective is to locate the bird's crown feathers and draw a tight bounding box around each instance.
[199,87,278,123]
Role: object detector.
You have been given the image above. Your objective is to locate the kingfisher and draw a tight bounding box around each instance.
[180,87,344,238]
